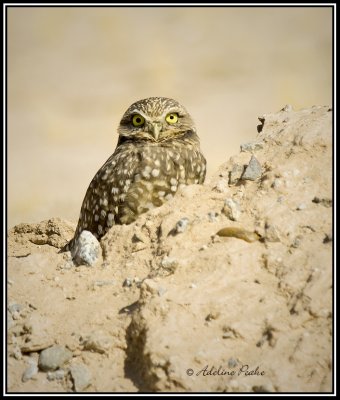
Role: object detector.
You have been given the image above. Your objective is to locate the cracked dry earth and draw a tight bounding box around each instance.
[7,105,333,393]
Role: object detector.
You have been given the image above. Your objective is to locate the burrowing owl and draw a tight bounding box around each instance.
[67,97,206,250]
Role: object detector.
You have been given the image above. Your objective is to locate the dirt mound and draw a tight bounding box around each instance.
[7,105,332,393]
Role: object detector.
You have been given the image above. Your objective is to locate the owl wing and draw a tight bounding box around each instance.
[71,143,141,243]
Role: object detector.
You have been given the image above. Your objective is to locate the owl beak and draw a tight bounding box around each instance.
[150,122,162,141]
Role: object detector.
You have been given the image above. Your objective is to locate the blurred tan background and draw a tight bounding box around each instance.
[7,7,332,228]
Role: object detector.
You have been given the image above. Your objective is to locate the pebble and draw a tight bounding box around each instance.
[242,155,262,181]
[208,212,218,222]
[47,369,65,381]
[12,345,23,360]
[240,141,264,152]
[213,179,229,193]
[160,257,179,273]
[123,278,133,287]
[12,311,21,320]
[222,198,241,221]
[229,164,245,185]
[292,236,302,248]
[38,345,73,372]
[69,364,92,392]
[174,218,189,234]
[71,230,101,266]
[22,358,38,382]
[265,224,281,242]
[296,203,307,210]
[81,331,112,354]
[272,179,283,190]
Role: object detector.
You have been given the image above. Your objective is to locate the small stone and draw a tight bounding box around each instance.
[213,179,229,193]
[174,218,189,234]
[296,203,307,210]
[22,358,38,382]
[240,141,264,152]
[265,224,281,242]
[229,164,245,185]
[222,198,241,221]
[71,230,101,266]
[292,236,302,248]
[61,260,74,270]
[38,345,73,372]
[70,363,92,392]
[272,179,282,190]
[47,369,65,381]
[189,283,197,289]
[140,279,159,296]
[82,331,112,354]
[208,212,218,222]
[242,155,262,181]
[161,257,179,273]
[123,278,133,287]
[11,311,21,320]
[12,345,23,360]
[199,245,208,251]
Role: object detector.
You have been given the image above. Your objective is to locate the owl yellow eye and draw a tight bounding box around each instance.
[165,113,178,124]
[132,114,145,127]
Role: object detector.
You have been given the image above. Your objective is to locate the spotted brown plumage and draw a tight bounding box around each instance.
[66,97,206,251]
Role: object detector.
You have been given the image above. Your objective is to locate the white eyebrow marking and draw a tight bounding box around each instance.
[160,108,182,118]
[130,109,148,119]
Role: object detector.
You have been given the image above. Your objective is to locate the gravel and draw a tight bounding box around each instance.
[241,155,262,181]
[22,358,38,382]
[240,141,264,152]
[81,331,112,354]
[69,363,92,392]
[71,230,101,266]
[38,345,73,372]
[222,198,241,221]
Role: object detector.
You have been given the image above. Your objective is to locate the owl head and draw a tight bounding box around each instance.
[117,97,196,143]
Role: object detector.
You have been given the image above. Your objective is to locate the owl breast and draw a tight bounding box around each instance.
[114,133,206,224]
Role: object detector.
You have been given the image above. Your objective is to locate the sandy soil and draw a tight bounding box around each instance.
[7,105,333,393]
